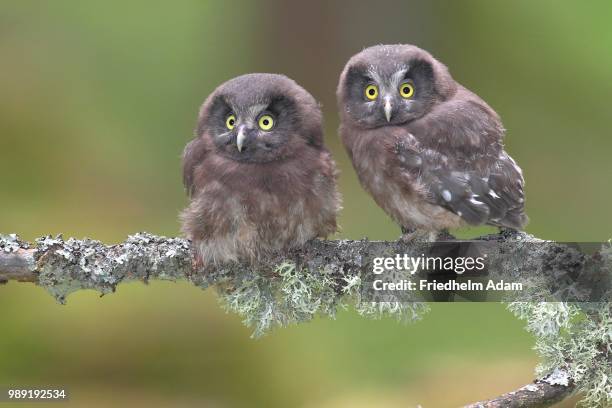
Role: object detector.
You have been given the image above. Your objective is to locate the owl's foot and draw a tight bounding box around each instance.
[400,226,416,243]
[401,226,415,235]
[499,227,522,240]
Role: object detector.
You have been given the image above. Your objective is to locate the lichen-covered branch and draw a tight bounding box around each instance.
[1,232,610,407]
[0,232,414,298]
[0,233,194,302]
[0,245,36,282]
[463,369,575,408]
[0,230,593,296]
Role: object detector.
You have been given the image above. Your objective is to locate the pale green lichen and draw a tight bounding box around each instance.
[503,241,612,407]
[508,302,610,406]
[0,234,29,253]
[217,261,342,338]
[507,302,579,338]
[508,301,611,406]
[217,261,429,338]
[32,233,192,303]
[341,274,361,295]
[355,301,430,324]
[6,232,610,405]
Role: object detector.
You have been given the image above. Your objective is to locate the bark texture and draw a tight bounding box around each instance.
[463,370,575,407]
[2,231,604,407]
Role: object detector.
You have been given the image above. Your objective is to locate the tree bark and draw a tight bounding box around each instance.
[2,232,605,407]
[463,371,575,408]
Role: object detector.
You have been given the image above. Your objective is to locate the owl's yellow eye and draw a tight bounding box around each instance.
[399,82,414,98]
[258,114,274,131]
[365,84,378,100]
[226,114,236,130]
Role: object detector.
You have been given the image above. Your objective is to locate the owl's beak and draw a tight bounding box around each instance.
[383,97,392,122]
[236,126,247,152]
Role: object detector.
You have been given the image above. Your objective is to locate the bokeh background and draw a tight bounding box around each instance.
[1,1,610,406]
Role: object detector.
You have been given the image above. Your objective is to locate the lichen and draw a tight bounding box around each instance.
[216,259,430,337]
[508,301,611,407]
[0,233,29,253]
[33,233,191,303]
[217,261,342,338]
[506,300,610,407]
[3,231,611,406]
[543,367,571,386]
[355,301,430,323]
[522,383,540,392]
[0,234,32,284]
[507,302,578,338]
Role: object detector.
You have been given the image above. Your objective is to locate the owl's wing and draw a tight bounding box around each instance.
[395,133,527,229]
[182,137,209,197]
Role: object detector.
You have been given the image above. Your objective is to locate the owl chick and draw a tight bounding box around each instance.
[337,44,527,240]
[181,73,341,267]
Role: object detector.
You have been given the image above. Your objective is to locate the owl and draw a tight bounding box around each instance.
[181,73,341,268]
[337,44,527,240]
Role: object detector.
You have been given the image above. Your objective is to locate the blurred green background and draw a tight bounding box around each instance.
[1,1,609,406]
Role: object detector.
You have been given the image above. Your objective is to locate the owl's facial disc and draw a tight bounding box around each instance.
[224,114,278,155]
[343,60,436,128]
[235,114,275,152]
[206,94,301,163]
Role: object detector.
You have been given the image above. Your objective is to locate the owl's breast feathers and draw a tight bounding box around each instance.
[181,137,340,264]
[342,90,527,231]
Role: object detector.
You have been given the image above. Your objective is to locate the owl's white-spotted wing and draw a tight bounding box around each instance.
[394,132,527,229]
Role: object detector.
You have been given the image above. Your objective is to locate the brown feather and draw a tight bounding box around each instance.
[338,45,527,234]
[181,74,341,267]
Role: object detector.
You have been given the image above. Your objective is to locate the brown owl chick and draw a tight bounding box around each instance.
[181,73,341,268]
[337,45,527,240]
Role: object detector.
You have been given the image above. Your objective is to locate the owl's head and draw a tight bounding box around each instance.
[337,44,457,129]
[196,73,323,163]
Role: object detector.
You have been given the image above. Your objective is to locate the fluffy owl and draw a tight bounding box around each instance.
[181,73,340,268]
[337,44,527,239]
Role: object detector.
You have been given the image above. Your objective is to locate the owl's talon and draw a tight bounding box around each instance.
[499,228,521,239]
[401,226,416,235]
[400,226,416,243]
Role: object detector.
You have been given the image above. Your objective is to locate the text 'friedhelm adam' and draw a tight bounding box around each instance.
[371,254,523,292]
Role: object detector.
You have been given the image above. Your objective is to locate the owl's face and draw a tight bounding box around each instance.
[338,45,456,129]
[197,74,322,163]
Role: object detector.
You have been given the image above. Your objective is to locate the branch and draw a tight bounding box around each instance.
[0,233,196,302]
[463,370,576,408]
[1,231,606,407]
[0,230,592,289]
[0,247,36,282]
